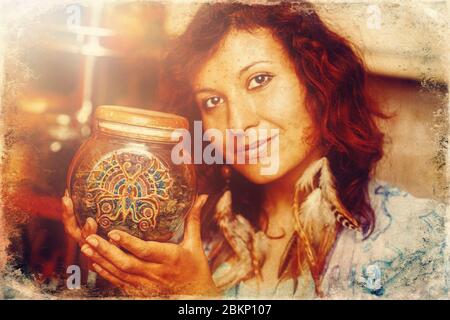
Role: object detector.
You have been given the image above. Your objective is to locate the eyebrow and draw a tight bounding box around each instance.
[194,87,222,95]
[239,60,272,78]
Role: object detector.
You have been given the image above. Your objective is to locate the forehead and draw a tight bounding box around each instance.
[193,28,290,87]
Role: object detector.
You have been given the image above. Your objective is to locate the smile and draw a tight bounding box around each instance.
[237,132,279,161]
[242,132,279,152]
[170,121,280,175]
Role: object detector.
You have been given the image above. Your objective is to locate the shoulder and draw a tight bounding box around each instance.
[325,179,448,298]
[367,179,446,245]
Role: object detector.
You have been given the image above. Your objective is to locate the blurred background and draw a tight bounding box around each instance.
[0,1,447,296]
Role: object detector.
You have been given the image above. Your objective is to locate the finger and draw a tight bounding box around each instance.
[81,244,148,287]
[84,234,152,276]
[61,192,73,219]
[81,217,98,239]
[61,194,82,243]
[108,230,177,263]
[92,263,161,297]
[82,241,166,287]
[91,263,135,292]
[182,194,208,248]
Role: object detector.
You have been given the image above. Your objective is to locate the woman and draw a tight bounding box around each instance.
[62,2,446,298]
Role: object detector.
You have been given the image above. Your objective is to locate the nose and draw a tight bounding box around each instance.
[227,94,259,132]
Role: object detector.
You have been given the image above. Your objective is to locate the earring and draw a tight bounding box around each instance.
[221,165,232,192]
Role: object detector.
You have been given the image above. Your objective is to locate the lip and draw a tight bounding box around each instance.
[243,132,278,152]
[233,132,279,160]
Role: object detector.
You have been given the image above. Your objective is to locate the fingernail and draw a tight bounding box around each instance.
[64,189,69,197]
[81,245,93,257]
[108,232,120,242]
[86,217,96,227]
[85,236,99,248]
[92,263,102,272]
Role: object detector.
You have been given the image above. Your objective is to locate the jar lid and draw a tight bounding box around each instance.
[95,105,189,131]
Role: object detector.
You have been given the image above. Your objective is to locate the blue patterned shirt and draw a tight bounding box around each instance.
[211,180,448,299]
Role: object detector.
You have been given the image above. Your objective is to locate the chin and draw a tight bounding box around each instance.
[233,163,287,185]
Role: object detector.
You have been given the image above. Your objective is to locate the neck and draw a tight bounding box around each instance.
[260,148,324,229]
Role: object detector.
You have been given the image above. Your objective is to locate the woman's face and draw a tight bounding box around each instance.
[193,28,317,184]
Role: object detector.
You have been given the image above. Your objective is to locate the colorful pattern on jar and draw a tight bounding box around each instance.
[84,149,173,233]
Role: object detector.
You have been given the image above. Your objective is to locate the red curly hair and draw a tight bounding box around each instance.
[159,1,386,280]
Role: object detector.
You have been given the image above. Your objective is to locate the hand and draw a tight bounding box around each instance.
[79,194,221,298]
[61,189,98,248]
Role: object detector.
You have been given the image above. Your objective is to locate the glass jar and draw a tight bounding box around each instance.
[67,105,196,243]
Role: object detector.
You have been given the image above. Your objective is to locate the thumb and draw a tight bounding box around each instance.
[182,194,209,248]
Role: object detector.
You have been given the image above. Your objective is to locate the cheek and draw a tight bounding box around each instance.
[258,79,314,145]
[201,113,225,134]
[257,79,308,122]
[283,112,315,145]
[273,123,317,184]
[201,114,229,153]
[267,102,317,176]
[280,112,316,161]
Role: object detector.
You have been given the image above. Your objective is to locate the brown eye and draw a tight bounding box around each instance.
[247,73,274,90]
[255,75,266,84]
[204,96,224,109]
